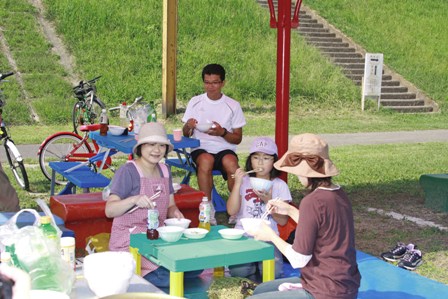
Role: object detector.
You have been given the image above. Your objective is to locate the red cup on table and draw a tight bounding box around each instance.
[173,128,182,142]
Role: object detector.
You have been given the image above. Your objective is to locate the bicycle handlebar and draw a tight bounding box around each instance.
[109,96,144,111]
[0,72,14,81]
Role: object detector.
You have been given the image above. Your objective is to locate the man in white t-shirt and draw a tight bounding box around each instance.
[182,64,246,224]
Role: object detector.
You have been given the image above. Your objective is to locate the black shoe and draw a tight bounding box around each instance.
[398,249,423,271]
[381,242,410,262]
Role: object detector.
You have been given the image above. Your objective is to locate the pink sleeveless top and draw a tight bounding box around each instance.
[109,160,170,276]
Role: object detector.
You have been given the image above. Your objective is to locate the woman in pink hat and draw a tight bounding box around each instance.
[105,122,201,288]
[247,133,360,299]
[227,137,292,280]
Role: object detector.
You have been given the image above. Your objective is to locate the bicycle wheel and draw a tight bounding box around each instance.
[39,133,93,185]
[72,101,87,134]
[4,139,29,190]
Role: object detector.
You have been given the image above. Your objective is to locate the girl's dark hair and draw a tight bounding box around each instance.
[308,177,332,191]
[135,144,169,159]
[245,153,280,179]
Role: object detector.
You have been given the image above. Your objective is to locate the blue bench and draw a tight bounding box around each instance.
[166,157,227,212]
[49,161,110,196]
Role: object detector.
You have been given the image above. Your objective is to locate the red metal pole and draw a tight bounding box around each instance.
[275,0,292,182]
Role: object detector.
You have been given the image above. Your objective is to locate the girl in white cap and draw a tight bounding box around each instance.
[247,133,360,299]
[227,137,292,280]
[105,122,201,288]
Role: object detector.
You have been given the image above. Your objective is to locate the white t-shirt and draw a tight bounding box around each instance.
[234,176,292,234]
[182,93,246,154]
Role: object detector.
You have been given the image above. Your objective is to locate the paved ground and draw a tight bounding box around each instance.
[3,129,448,161]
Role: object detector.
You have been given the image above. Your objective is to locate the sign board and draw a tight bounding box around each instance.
[362,53,383,110]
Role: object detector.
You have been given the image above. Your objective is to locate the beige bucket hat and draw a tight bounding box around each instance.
[274,133,339,178]
[133,122,174,154]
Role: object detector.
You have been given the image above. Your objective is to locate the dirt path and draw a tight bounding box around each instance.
[29,0,79,86]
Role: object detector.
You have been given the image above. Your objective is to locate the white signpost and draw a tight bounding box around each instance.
[361,53,383,110]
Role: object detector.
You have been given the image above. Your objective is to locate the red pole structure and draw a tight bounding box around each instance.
[268,0,301,182]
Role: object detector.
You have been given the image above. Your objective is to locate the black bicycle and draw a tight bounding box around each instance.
[0,72,29,190]
[72,76,106,134]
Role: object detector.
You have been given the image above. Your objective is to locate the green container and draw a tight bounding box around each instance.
[419,174,448,212]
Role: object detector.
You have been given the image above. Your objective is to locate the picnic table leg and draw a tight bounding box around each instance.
[129,246,141,276]
[262,259,275,282]
[170,271,184,297]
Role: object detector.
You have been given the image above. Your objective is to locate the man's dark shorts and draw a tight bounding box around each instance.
[190,149,238,181]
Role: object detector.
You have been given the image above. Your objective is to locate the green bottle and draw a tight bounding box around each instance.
[147,101,157,122]
[40,216,59,250]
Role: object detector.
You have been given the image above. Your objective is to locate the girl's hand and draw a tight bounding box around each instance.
[266,199,290,215]
[171,208,184,219]
[248,221,276,242]
[133,195,156,209]
[253,188,272,204]
[233,168,246,183]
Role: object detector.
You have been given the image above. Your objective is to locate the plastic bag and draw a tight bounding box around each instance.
[85,233,110,254]
[0,200,75,294]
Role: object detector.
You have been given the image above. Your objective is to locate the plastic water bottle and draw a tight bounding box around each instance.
[147,209,159,240]
[147,101,157,123]
[99,109,109,136]
[119,102,128,128]
[198,196,211,231]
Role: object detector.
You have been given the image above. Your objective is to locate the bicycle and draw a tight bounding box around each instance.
[0,71,29,190]
[71,76,106,134]
[38,96,144,185]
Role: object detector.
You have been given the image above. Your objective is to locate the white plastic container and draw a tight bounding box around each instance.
[60,237,76,270]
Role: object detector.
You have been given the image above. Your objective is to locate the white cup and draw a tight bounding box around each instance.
[173,128,182,141]
[60,237,76,270]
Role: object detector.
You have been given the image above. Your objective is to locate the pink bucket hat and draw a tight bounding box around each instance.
[274,133,339,178]
[250,137,278,155]
[133,122,173,154]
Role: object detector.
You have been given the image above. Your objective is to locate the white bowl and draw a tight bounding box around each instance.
[195,123,213,132]
[173,182,182,193]
[157,226,184,242]
[240,218,271,234]
[183,228,209,239]
[218,228,245,240]
[164,218,191,229]
[108,125,126,136]
[249,177,273,192]
[83,251,135,298]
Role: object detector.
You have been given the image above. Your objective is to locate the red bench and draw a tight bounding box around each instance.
[50,184,204,254]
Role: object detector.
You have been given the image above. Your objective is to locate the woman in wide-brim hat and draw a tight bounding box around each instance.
[105,122,202,287]
[247,133,361,299]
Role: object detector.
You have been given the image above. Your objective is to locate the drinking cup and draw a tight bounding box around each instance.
[173,128,182,142]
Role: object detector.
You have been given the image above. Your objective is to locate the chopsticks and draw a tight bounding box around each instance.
[230,167,263,178]
[127,190,161,214]
[260,198,280,220]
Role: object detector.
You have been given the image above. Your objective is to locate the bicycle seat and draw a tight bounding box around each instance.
[80,124,101,132]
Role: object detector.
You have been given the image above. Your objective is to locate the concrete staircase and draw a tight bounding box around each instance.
[256,0,438,113]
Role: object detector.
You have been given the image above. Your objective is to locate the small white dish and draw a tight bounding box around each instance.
[108,125,126,136]
[218,228,245,240]
[195,123,213,132]
[164,218,191,229]
[157,226,184,242]
[240,218,271,234]
[183,228,209,239]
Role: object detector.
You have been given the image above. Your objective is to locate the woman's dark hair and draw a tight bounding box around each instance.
[245,153,280,179]
[308,177,332,191]
[135,144,169,159]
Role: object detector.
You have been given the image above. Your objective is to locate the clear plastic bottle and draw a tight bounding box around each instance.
[99,109,109,136]
[147,101,157,123]
[119,102,128,128]
[198,196,211,231]
[147,209,159,240]
[40,216,60,251]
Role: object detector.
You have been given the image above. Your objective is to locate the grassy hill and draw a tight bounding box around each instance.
[1,0,447,142]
